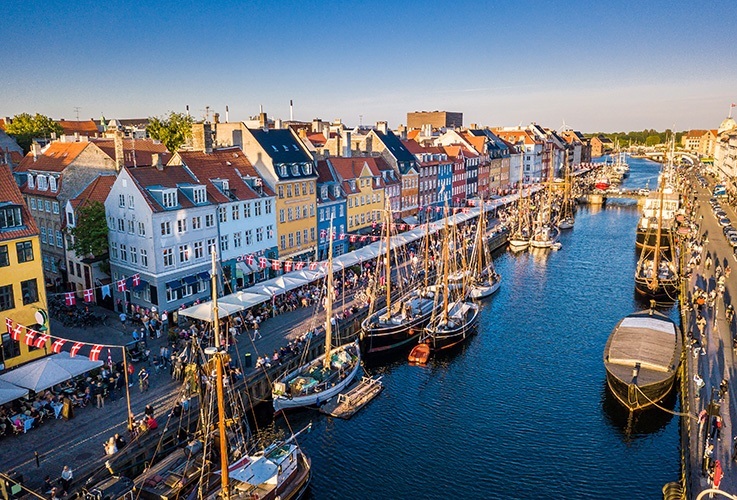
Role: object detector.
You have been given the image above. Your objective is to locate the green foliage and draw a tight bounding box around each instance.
[146,112,193,152]
[5,113,63,153]
[70,201,109,257]
[585,128,685,147]
[645,135,661,146]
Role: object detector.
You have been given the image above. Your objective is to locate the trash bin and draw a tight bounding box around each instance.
[243,353,252,368]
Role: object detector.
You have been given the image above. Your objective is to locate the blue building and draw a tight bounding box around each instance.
[315,160,348,260]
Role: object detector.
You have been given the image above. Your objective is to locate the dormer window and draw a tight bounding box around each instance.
[321,186,328,200]
[0,205,23,229]
[283,145,289,152]
[193,186,207,204]
[333,185,340,198]
[49,176,57,192]
[37,175,48,191]
[349,180,356,191]
[162,189,178,208]
[279,165,287,177]
[302,163,312,175]
[27,175,35,189]
[290,164,299,176]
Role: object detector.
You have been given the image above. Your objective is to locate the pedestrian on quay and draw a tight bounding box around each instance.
[696,314,707,339]
[60,466,73,495]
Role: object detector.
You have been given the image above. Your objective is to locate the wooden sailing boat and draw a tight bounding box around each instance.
[414,214,480,355]
[467,199,502,299]
[634,142,679,302]
[272,220,361,412]
[360,204,440,361]
[508,182,531,250]
[529,168,560,249]
[558,154,575,230]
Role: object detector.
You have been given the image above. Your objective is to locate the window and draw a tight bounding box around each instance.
[220,235,229,252]
[44,200,51,212]
[0,246,8,267]
[21,279,38,305]
[244,230,252,246]
[219,207,227,223]
[279,165,287,177]
[140,249,148,267]
[16,241,33,262]
[309,182,314,194]
[138,221,146,236]
[287,208,293,221]
[232,205,240,220]
[278,185,284,198]
[163,248,174,267]
[52,202,59,214]
[179,245,190,263]
[339,205,344,217]
[119,194,126,207]
[0,284,14,311]
[290,164,299,176]
[194,241,204,259]
[296,231,301,246]
[233,232,242,248]
[303,229,308,244]
[254,201,262,216]
[192,216,201,230]
[128,220,135,234]
[279,209,285,223]
[120,244,127,261]
[68,260,75,276]
[162,190,178,208]
[1,332,20,360]
[128,195,135,208]
[302,206,308,218]
[302,182,307,196]
[40,227,47,244]
[280,235,286,250]
[193,187,206,204]
[244,203,251,218]
[111,242,118,259]
[310,204,314,217]
[131,246,138,264]
[118,219,125,232]
[256,227,263,242]
[161,221,172,236]
[28,175,35,189]
[287,184,292,198]
[166,287,177,303]
[30,198,37,211]
[288,233,294,248]
[108,216,115,229]
[265,200,272,214]
[207,238,216,253]
[267,225,274,238]
[177,219,187,233]
[295,207,300,220]
[205,214,215,227]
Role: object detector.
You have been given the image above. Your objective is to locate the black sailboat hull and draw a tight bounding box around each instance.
[423,305,480,353]
[635,228,674,255]
[360,307,436,361]
[604,367,677,411]
[634,276,679,302]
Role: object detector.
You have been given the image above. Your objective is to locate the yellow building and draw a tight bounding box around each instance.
[328,158,385,232]
[0,165,50,370]
[241,127,318,260]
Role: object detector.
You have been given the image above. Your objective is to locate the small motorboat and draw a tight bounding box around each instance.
[408,343,430,365]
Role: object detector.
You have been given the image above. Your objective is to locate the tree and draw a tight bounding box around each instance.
[146,111,193,152]
[70,201,109,258]
[5,113,63,153]
[645,135,661,146]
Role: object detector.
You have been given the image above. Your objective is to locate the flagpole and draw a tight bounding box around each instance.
[122,347,133,432]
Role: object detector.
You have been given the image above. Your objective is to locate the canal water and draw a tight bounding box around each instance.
[290,157,680,499]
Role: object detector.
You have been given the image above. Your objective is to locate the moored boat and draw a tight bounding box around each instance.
[603,309,681,411]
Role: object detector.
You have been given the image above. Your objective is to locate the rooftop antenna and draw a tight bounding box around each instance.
[73,107,81,121]
[186,105,190,117]
[290,100,294,121]
[205,106,210,122]
[359,115,363,127]
[729,103,735,119]
[259,104,263,114]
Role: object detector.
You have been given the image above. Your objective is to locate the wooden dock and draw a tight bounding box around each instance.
[319,376,384,419]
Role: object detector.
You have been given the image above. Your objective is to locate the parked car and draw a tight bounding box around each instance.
[720,217,731,227]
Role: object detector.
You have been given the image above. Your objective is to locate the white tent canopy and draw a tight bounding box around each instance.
[51,352,104,378]
[0,357,76,392]
[180,193,524,322]
[0,379,28,405]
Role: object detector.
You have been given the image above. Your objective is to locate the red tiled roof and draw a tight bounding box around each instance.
[0,119,6,131]
[329,157,381,180]
[400,139,427,155]
[0,165,38,240]
[70,175,116,210]
[127,165,201,212]
[56,120,99,136]
[16,142,89,173]
[91,138,170,168]
[374,156,400,185]
[306,132,329,146]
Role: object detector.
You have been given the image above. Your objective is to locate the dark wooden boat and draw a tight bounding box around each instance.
[603,309,681,411]
[421,301,479,352]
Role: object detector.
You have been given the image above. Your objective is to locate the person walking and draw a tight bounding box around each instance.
[60,466,73,495]
[138,368,149,393]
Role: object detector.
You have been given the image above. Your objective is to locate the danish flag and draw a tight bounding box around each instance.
[24,329,36,346]
[34,334,49,348]
[246,254,254,265]
[294,261,305,270]
[339,233,345,240]
[259,257,268,269]
[11,323,23,341]
[350,235,357,242]
[70,342,84,357]
[117,279,127,292]
[372,236,379,241]
[5,318,12,334]
[52,338,66,353]
[320,229,327,239]
[309,262,318,270]
[283,261,293,272]
[271,259,281,271]
[132,274,141,287]
[65,292,76,306]
[83,289,95,303]
[89,344,103,362]
[462,208,470,214]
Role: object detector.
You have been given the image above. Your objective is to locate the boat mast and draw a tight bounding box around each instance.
[324,219,334,369]
[210,250,229,499]
[384,202,391,315]
[441,214,450,322]
[649,141,672,291]
[423,213,430,291]
[476,198,484,275]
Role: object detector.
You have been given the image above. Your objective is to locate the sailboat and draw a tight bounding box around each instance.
[508,183,531,250]
[558,157,575,230]
[634,144,679,302]
[467,200,502,299]
[272,221,361,412]
[360,206,440,361]
[414,215,480,355]
[529,171,560,249]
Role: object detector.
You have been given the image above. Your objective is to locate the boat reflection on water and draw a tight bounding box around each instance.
[600,382,676,441]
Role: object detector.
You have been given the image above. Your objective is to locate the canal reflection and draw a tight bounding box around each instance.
[600,381,677,441]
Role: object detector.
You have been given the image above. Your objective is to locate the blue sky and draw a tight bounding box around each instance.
[2,0,735,132]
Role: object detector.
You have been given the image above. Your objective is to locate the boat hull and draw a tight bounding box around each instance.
[423,303,480,352]
[604,367,677,411]
[635,228,674,254]
[558,218,574,230]
[469,277,501,299]
[634,276,679,302]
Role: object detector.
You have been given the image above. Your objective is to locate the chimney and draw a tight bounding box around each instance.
[31,141,41,161]
[376,121,388,134]
[323,127,330,140]
[365,134,373,153]
[312,118,321,133]
[51,131,57,140]
[204,122,213,154]
[342,130,352,158]
[114,131,124,171]
[213,112,220,124]
[225,105,229,123]
[152,153,163,171]
[274,118,282,130]
[334,133,342,157]
[74,132,80,141]
[298,128,307,139]
[290,100,294,121]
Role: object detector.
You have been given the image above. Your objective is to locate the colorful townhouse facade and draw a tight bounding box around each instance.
[328,157,385,235]
[315,160,348,259]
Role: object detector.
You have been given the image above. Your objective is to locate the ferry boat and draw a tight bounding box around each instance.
[603,309,681,411]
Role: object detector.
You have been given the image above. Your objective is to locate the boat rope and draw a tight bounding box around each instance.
[633,384,697,420]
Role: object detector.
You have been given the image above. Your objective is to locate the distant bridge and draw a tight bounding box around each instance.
[639,150,699,165]
[580,188,649,207]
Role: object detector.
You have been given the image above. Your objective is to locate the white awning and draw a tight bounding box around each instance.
[0,379,28,405]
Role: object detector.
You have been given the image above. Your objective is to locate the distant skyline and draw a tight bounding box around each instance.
[2,0,735,132]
